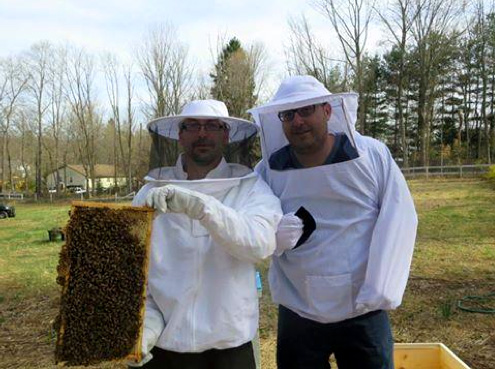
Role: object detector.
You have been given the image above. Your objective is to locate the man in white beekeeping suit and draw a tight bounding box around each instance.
[129,99,282,369]
[249,75,418,369]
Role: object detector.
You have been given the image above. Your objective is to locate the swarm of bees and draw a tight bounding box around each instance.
[54,201,154,366]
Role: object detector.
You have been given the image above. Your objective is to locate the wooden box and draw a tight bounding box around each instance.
[394,343,471,369]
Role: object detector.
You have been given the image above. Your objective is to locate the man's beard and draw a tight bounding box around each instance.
[288,129,328,155]
[190,138,223,166]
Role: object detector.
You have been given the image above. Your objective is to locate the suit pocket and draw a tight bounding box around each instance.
[305,274,353,322]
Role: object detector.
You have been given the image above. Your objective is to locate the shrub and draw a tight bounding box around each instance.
[486,165,495,181]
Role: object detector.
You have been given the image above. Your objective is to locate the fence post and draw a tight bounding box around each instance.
[460,166,463,178]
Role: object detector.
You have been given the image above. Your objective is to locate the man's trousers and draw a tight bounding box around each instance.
[277,305,394,369]
[132,341,256,369]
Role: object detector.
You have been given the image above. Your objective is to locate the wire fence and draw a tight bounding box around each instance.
[0,191,135,203]
[0,193,24,200]
[401,164,492,178]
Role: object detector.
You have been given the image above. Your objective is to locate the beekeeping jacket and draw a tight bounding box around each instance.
[132,101,282,353]
[248,76,418,324]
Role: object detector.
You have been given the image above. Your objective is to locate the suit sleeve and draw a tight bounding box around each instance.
[355,144,418,313]
[198,176,283,263]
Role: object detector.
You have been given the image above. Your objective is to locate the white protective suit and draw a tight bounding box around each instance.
[249,76,418,324]
[132,155,282,353]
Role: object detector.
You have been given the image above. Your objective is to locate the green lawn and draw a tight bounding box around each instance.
[0,203,70,296]
[1,179,494,369]
[409,179,495,280]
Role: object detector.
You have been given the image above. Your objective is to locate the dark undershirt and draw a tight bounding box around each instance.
[269,133,359,170]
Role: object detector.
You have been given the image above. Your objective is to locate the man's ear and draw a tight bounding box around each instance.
[323,103,332,119]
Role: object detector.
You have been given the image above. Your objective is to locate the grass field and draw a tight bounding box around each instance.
[1,178,494,369]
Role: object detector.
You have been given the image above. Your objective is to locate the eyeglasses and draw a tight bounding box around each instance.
[277,104,325,123]
[180,122,228,132]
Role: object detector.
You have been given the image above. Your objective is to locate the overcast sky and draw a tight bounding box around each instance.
[0,0,388,100]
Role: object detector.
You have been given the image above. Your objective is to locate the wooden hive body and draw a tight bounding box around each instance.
[394,343,471,369]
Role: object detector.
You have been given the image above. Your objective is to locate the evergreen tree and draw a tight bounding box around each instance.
[210,38,257,119]
[210,38,259,165]
[361,55,391,141]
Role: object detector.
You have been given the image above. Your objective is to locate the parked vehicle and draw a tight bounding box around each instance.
[0,204,15,219]
[67,186,86,194]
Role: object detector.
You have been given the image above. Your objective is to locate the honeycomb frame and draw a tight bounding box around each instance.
[55,201,154,366]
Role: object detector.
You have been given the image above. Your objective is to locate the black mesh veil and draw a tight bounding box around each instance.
[147,119,259,178]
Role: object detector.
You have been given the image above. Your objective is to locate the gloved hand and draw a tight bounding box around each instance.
[145,185,207,220]
[274,213,303,256]
[275,207,316,256]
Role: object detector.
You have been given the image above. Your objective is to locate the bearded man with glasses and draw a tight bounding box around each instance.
[178,119,230,179]
[129,99,282,369]
[249,76,417,369]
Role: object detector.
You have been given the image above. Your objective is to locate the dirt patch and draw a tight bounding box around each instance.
[1,292,127,369]
[391,276,495,369]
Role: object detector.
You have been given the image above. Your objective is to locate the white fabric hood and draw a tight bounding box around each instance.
[248,75,359,159]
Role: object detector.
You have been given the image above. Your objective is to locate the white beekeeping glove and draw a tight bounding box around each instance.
[145,185,208,220]
[275,207,316,256]
[275,213,303,256]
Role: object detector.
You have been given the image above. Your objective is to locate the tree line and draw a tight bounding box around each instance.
[0,25,263,196]
[1,0,494,196]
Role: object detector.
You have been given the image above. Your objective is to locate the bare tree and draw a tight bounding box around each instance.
[25,42,54,196]
[190,73,212,100]
[285,15,348,91]
[410,0,463,166]
[473,0,491,163]
[0,56,29,192]
[135,23,194,170]
[132,122,151,188]
[65,46,101,195]
[13,111,35,192]
[103,53,136,193]
[44,45,69,192]
[247,42,271,102]
[136,23,193,118]
[375,0,421,167]
[314,0,376,133]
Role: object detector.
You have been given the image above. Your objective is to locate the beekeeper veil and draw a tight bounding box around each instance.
[248,75,359,168]
[146,99,258,179]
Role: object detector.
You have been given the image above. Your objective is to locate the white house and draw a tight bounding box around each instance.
[46,164,127,191]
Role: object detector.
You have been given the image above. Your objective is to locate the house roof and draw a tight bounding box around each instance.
[65,164,124,178]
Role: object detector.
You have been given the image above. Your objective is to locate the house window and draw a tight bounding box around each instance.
[69,177,73,183]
